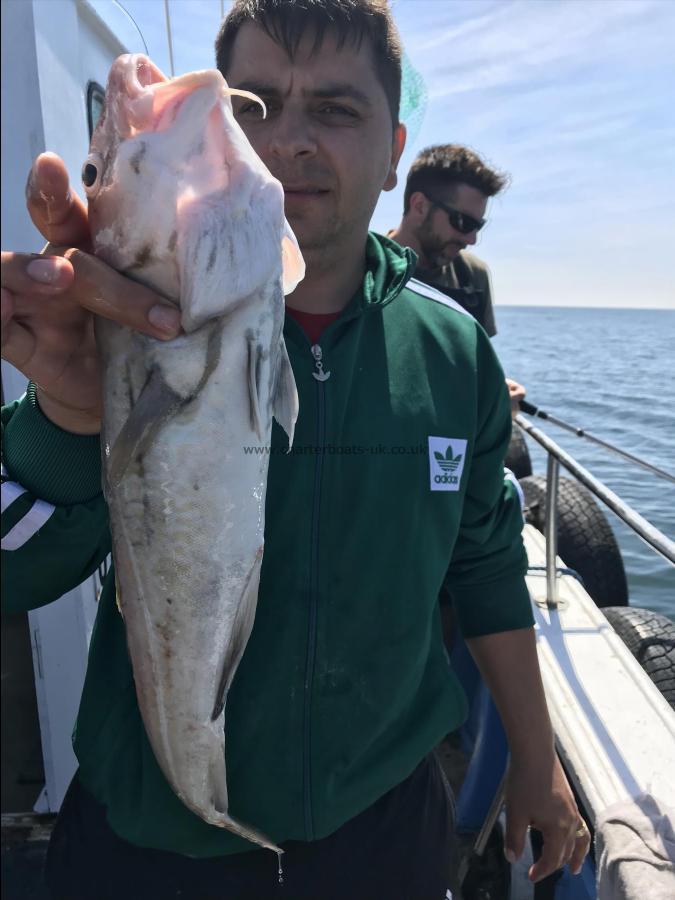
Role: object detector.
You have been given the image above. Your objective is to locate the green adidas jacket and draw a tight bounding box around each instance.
[1,233,532,857]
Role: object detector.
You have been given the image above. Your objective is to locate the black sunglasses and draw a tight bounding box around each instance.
[426,196,486,235]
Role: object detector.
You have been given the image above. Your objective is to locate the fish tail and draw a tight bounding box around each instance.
[217,813,282,855]
[205,732,280,853]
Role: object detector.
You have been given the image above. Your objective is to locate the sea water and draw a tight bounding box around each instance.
[493,306,675,619]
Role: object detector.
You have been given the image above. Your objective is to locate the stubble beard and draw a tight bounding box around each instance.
[417,216,450,269]
[289,205,371,276]
[290,212,341,255]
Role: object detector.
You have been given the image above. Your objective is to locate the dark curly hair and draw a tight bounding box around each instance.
[403,144,509,212]
[215,0,402,128]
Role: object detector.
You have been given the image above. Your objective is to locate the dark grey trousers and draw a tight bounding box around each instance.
[46,753,457,900]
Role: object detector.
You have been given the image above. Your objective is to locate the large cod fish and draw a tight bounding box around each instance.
[83,54,304,852]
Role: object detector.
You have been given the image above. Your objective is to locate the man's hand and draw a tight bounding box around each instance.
[504,750,590,881]
[26,152,92,249]
[466,627,590,882]
[506,377,526,418]
[1,154,181,434]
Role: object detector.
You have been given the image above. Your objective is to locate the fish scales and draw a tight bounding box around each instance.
[84,54,304,853]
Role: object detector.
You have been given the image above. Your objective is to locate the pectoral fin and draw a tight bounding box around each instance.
[107,367,183,489]
[272,338,299,448]
[247,336,264,441]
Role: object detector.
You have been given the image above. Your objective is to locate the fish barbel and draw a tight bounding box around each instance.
[83,53,304,852]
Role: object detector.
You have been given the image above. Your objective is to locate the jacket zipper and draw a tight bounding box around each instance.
[303,343,329,839]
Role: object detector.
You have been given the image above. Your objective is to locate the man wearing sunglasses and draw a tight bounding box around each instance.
[389,143,526,412]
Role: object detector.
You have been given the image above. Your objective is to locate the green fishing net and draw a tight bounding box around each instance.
[400,50,427,145]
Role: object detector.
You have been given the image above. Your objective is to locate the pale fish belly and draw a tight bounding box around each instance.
[96,292,282,852]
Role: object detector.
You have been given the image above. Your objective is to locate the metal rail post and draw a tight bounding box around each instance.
[545,453,560,607]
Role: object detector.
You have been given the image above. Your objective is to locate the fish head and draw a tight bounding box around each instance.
[84,53,304,331]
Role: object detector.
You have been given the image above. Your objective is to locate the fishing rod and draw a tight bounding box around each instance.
[518,400,675,485]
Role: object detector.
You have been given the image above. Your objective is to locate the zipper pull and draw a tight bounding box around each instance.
[311,344,331,382]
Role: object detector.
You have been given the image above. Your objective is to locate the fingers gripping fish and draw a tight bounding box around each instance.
[83,54,304,854]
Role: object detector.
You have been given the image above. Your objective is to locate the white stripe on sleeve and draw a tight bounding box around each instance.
[504,466,525,517]
[1,479,29,513]
[406,277,474,319]
[2,497,56,550]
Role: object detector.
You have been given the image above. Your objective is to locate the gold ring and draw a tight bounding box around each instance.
[575,823,588,838]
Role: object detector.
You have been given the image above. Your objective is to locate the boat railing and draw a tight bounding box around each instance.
[514,413,675,608]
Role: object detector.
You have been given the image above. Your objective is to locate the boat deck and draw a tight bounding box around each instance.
[524,525,675,821]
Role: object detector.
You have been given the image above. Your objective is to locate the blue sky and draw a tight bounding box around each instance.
[99,0,675,308]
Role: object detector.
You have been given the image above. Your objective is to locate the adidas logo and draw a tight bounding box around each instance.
[428,436,467,492]
[434,445,463,473]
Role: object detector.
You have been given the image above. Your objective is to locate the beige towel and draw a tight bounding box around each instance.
[595,794,675,900]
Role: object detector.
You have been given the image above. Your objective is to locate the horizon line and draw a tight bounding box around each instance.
[495,303,675,312]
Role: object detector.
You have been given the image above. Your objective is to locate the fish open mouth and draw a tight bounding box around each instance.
[108,54,266,138]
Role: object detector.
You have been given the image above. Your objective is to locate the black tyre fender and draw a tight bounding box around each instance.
[504,422,532,479]
[520,474,629,608]
[603,606,675,709]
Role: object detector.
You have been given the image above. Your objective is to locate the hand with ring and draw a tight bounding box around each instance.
[504,754,592,880]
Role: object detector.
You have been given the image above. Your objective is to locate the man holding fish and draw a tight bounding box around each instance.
[1,1,589,897]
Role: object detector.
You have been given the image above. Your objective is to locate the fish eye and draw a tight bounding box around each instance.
[82,163,98,186]
[81,154,103,196]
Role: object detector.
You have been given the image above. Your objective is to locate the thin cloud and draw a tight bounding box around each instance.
[404,0,669,100]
